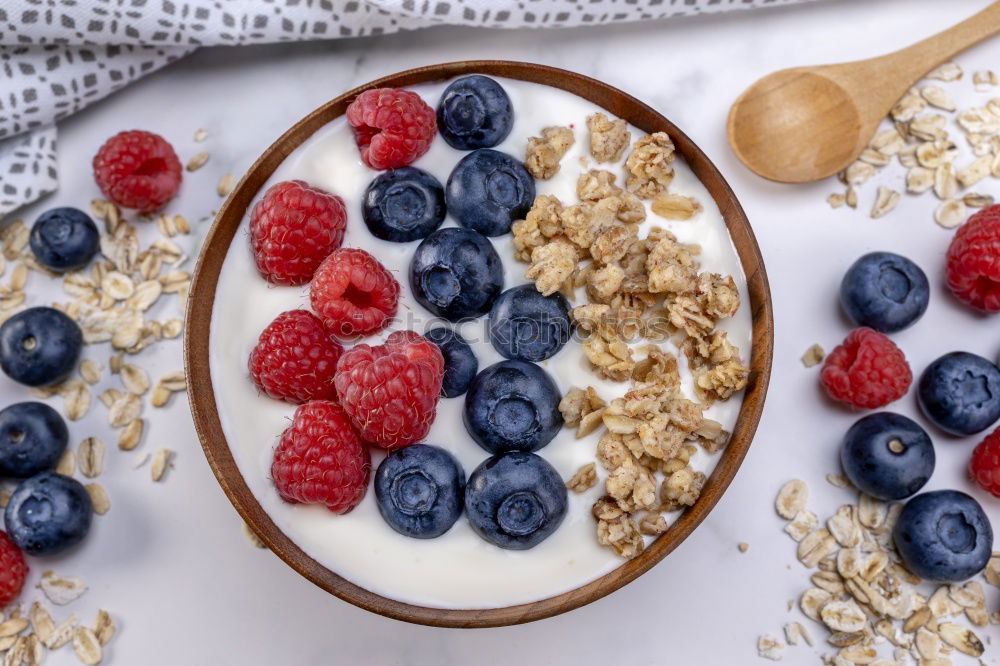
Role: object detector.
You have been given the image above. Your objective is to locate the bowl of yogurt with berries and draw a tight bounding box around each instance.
[185,61,773,627]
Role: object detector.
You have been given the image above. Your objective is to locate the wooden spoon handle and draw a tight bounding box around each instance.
[862,2,1000,102]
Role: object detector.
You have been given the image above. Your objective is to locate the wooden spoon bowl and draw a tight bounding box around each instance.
[184,60,774,628]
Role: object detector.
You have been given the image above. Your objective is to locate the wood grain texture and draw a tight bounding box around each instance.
[184,61,774,628]
[728,2,1000,183]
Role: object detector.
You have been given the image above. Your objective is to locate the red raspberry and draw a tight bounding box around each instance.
[335,331,444,449]
[249,310,344,404]
[92,130,182,213]
[346,88,436,170]
[970,427,1000,498]
[250,180,347,286]
[271,401,370,514]
[946,204,1000,312]
[310,248,399,338]
[820,327,912,409]
[0,531,28,607]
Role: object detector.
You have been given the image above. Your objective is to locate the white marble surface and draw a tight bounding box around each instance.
[2,0,999,663]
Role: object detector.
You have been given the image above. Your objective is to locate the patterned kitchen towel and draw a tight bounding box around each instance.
[0,0,818,216]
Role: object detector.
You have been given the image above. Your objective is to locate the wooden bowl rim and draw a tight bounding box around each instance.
[184,60,774,628]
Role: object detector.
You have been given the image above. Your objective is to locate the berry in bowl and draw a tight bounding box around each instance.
[186,61,772,627]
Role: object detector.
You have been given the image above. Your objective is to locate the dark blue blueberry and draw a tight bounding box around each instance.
[464,451,567,550]
[361,167,446,242]
[4,471,93,556]
[0,307,83,387]
[374,444,465,539]
[840,412,934,501]
[918,352,1000,436]
[410,227,503,321]
[489,284,571,362]
[0,402,68,479]
[29,207,100,272]
[464,360,562,454]
[425,327,478,398]
[840,252,929,333]
[446,149,534,237]
[436,75,514,150]
[893,490,992,582]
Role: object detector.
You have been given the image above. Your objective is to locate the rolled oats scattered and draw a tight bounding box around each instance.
[775,479,808,519]
[932,162,956,199]
[920,86,956,112]
[193,128,208,142]
[801,344,825,368]
[737,542,749,553]
[79,359,102,385]
[62,380,91,422]
[217,173,235,197]
[757,635,785,661]
[844,161,875,186]
[927,62,963,81]
[151,448,173,482]
[108,393,141,427]
[162,318,183,338]
[186,151,209,172]
[118,418,144,451]
[39,572,87,606]
[827,193,846,209]
[797,528,837,568]
[934,199,966,229]
[242,521,267,549]
[72,626,102,665]
[937,622,983,656]
[77,437,105,478]
[92,610,115,647]
[825,473,850,488]
[120,364,150,395]
[973,69,998,89]
[0,618,28,638]
[85,483,110,515]
[55,448,76,477]
[962,192,994,208]
[870,186,900,219]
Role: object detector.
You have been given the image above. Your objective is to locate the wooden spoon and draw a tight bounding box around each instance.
[728,2,1000,183]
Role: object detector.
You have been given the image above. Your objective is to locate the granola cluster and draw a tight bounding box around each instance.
[515,113,750,558]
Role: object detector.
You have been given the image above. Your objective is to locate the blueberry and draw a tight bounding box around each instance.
[425,327,478,398]
[361,167,446,243]
[0,307,83,387]
[29,207,100,272]
[893,490,992,582]
[918,352,1000,436]
[410,227,503,321]
[0,402,68,479]
[374,444,465,539]
[436,75,514,150]
[464,360,563,454]
[840,252,929,333]
[840,412,934,501]
[446,149,534,237]
[465,451,567,550]
[488,284,572,362]
[4,471,92,556]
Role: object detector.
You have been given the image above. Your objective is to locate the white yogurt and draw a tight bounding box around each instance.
[209,77,752,609]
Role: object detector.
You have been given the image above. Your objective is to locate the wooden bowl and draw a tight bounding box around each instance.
[185,60,773,628]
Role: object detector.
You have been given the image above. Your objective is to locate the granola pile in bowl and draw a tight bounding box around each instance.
[185,61,773,627]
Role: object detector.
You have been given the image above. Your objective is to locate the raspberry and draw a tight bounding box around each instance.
[92,130,182,213]
[310,248,399,338]
[346,88,436,170]
[248,310,344,404]
[820,327,912,409]
[335,331,444,449]
[271,401,370,514]
[0,531,28,607]
[970,427,1000,498]
[250,180,347,286]
[946,205,1000,312]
